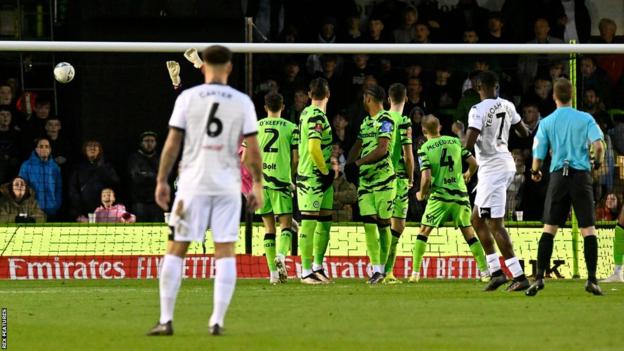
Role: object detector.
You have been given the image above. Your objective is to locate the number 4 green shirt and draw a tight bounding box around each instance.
[257,117,299,190]
[297,106,332,177]
[417,136,471,200]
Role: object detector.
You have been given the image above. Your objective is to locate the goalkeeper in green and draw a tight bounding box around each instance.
[410,115,488,283]
[346,84,396,284]
[383,83,414,284]
[244,92,298,284]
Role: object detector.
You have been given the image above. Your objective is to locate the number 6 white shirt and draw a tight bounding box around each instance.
[169,83,258,195]
[468,97,521,174]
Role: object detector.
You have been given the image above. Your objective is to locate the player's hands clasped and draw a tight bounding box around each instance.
[155,181,171,211]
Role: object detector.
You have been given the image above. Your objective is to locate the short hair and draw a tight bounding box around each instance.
[264,92,284,112]
[421,115,440,134]
[35,97,51,107]
[477,71,498,90]
[599,18,617,31]
[309,77,330,100]
[553,78,573,103]
[388,83,407,104]
[34,137,50,148]
[202,45,232,65]
[364,84,386,103]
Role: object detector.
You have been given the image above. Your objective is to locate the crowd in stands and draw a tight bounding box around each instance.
[0,0,623,223]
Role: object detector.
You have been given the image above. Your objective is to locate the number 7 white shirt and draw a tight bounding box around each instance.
[169,83,258,195]
[468,97,521,174]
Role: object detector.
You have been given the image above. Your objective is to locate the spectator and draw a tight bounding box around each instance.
[548,61,566,81]
[0,176,46,223]
[596,193,620,221]
[44,117,72,169]
[393,6,418,43]
[462,28,479,44]
[331,155,357,222]
[413,22,431,43]
[331,112,354,156]
[483,12,506,43]
[0,106,20,184]
[305,17,339,76]
[518,18,565,93]
[526,77,556,116]
[506,149,526,219]
[341,15,362,42]
[127,131,162,222]
[581,56,612,107]
[509,102,541,153]
[93,188,136,223]
[551,0,591,43]
[0,85,12,106]
[18,138,62,218]
[582,88,613,132]
[593,18,624,90]
[344,54,375,101]
[429,66,459,113]
[455,70,482,125]
[278,59,306,109]
[284,87,309,124]
[362,15,392,43]
[376,58,402,92]
[451,121,466,144]
[25,97,52,141]
[404,77,428,115]
[69,140,120,221]
[447,0,489,39]
[313,54,345,114]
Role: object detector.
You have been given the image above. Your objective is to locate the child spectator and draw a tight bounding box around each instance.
[596,193,620,221]
[93,188,136,223]
[0,176,46,223]
[18,138,62,218]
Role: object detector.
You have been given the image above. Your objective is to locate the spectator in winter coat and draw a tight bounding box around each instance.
[93,188,135,223]
[0,176,46,223]
[18,138,62,218]
[69,140,120,220]
[0,105,21,184]
[127,131,161,222]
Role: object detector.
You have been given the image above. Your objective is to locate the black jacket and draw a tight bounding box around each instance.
[68,156,120,218]
[127,150,159,203]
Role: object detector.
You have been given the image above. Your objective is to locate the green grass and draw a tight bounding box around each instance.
[1,279,623,351]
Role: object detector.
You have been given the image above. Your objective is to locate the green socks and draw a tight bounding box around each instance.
[278,228,294,257]
[412,234,428,273]
[385,230,401,274]
[364,222,380,265]
[467,237,488,273]
[299,219,317,272]
[263,233,276,272]
[313,217,332,269]
[615,224,624,266]
[378,224,391,270]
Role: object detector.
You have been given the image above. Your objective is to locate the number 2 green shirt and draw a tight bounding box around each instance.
[257,117,299,190]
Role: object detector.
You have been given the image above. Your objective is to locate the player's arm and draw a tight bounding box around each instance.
[530,123,549,182]
[291,149,299,181]
[346,139,362,164]
[355,137,389,166]
[512,120,530,138]
[416,168,431,201]
[155,128,183,210]
[243,134,264,210]
[464,155,478,184]
[588,118,605,170]
[403,143,415,187]
[464,107,481,150]
[309,138,328,174]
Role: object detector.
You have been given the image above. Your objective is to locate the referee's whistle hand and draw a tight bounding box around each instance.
[531,171,542,183]
[155,182,171,211]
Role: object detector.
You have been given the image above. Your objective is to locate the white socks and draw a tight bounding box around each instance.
[505,257,524,278]
[486,253,501,275]
[209,257,237,328]
[302,268,313,277]
[312,263,323,272]
[159,254,184,324]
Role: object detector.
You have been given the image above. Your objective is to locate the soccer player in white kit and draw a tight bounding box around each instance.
[147,46,263,336]
[464,71,531,292]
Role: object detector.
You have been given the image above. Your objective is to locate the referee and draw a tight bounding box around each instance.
[526,78,604,296]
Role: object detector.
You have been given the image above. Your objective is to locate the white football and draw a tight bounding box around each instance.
[54,62,75,83]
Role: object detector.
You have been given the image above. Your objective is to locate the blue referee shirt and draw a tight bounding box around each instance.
[533,106,603,172]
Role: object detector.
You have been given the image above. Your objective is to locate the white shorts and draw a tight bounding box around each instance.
[475,171,515,219]
[168,193,241,243]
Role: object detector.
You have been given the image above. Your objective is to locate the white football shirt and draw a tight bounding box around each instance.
[468,97,521,173]
[169,83,258,195]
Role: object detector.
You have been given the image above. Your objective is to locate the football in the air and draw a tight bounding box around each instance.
[54,62,75,83]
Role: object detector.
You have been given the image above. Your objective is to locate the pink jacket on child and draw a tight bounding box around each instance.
[94,204,136,223]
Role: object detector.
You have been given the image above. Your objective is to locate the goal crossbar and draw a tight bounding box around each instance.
[1,41,624,54]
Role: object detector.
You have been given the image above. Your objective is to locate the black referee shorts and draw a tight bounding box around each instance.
[543,169,595,227]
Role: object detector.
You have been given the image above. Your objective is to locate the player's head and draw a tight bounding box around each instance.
[475,71,498,98]
[264,92,284,115]
[363,84,386,113]
[388,83,407,105]
[421,114,441,139]
[202,45,233,77]
[553,77,573,105]
[308,77,330,101]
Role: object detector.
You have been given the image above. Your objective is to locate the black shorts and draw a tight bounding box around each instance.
[543,169,595,227]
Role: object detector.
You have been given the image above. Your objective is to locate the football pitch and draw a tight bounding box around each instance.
[1,279,623,351]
